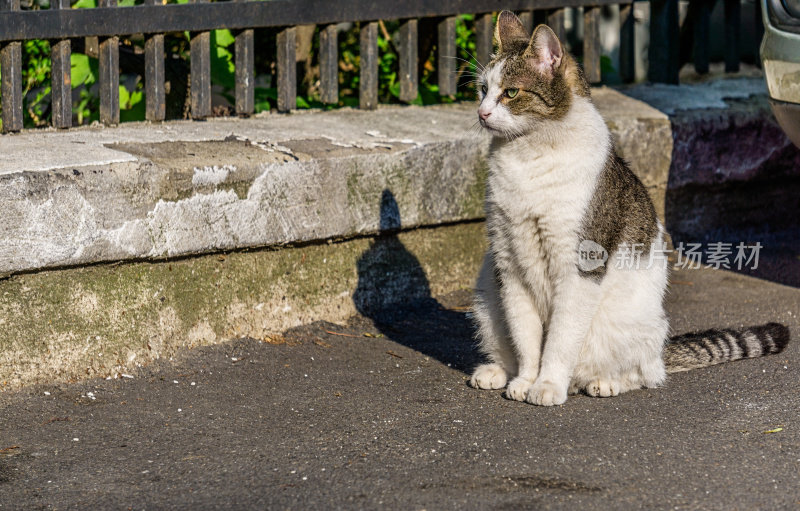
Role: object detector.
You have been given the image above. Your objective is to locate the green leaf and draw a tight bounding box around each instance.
[388,81,400,99]
[72,0,96,8]
[340,96,359,108]
[419,84,442,105]
[210,30,235,90]
[254,87,276,112]
[118,84,130,108]
[120,96,146,122]
[213,29,235,48]
[71,53,95,87]
[127,89,143,109]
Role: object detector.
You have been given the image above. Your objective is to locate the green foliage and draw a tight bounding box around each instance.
[71,52,99,125]
[21,39,52,127]
[3,14,484,128]
[119,81,145,122]
[210,29,236,91]
[0,11,611,128]
[455,14,480,102]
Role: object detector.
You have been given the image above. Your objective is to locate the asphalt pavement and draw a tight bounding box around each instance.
[1,262,799,510]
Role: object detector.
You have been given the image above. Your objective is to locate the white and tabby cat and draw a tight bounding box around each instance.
[469,11,789,406]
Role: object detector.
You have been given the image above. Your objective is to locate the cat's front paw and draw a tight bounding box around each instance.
[505,377,535,401]
[585,379,621,397]
[525,380,568,406]
[469,363,508,390]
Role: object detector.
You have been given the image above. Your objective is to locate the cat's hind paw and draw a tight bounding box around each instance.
[469,363,508,390]
[525,380,567,406]
[505,377,535,401]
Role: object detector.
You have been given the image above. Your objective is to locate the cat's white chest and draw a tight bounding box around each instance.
[489,145,597,236]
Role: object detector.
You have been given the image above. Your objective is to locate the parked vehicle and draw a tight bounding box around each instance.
[761,0,800,147]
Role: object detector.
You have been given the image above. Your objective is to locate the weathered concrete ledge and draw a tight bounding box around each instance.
[0,89,669,276]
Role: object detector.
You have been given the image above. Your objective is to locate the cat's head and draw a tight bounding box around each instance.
[477,11,589,138]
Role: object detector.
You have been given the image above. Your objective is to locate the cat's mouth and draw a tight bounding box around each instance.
[479,118,502,135]
[479,119,516,139]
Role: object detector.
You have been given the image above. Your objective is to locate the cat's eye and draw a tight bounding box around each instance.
[481,84,488,95]
[505,88,519,99]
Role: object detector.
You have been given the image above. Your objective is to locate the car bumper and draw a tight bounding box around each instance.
[769,98,800,146]
[761,0,800,105]
[761,0,800,146]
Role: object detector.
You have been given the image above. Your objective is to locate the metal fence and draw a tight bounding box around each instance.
[0,0,750,133]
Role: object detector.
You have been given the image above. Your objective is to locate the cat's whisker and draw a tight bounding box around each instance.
[456,47,485,73]
[457,78,482,87]
[441,55,479,67]
[457,77,482,86]
[455,69,483,78]
[458,80,481,88]
[449,63,483,77]
[466,120,486,139]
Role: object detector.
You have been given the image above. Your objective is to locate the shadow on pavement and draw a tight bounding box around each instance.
[666,177,800,288]
[351,189,480,373]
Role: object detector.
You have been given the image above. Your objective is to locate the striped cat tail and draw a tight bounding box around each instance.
[664,323,790,373]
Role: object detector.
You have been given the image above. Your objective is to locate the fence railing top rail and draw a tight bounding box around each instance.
[0,0,619,42]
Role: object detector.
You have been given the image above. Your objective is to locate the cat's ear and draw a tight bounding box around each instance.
[494,11,529,54]
[525,24,563,76]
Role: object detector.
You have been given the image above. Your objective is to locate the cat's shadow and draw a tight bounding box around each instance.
[352,190,479,373]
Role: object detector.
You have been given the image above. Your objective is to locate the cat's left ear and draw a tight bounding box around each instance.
[524,24,563,77]
[494,11,529,54]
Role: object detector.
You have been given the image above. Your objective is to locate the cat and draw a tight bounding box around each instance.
[468,11,790,406]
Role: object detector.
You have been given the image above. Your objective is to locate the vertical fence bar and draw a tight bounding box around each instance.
[234,0,254,115]
[398,19,418,103]
[693,0,712,74]
[619,2,635,82]
[51,0,71,128]
[475,13,493,68]
[583,6,601,83]
[547,8,567,42]
[277,26,296,112]
[190,0,211,118]
[648,0,680,84]
[518,11,534,33]
[319,24,338,104]
[1,0,22,132]
[437,16,456,96]
[723,0,741,72]
[99,0,120,125]
[144,0,165,121]
[359,21,378,110]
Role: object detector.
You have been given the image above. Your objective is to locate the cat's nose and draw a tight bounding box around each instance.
[479,109,491,120]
